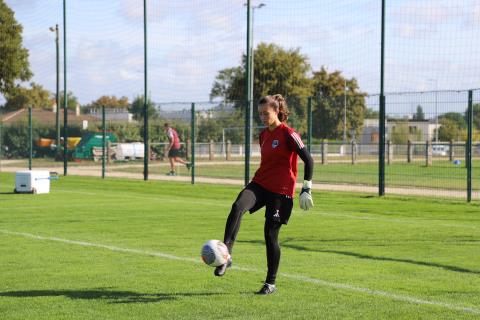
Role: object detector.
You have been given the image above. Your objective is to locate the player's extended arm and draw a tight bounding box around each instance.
[297,147,314,210]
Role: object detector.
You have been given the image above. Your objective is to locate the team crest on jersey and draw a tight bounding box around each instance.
[272,140,279,148]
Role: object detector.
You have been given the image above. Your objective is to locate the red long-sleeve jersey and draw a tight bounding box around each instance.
[252,123,304,197]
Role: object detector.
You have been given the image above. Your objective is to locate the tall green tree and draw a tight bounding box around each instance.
[311,68,367,140]
[0,0,32,97]
[4,82,51,111]
[439,112,466,129]
[465,104,480,130]
[438,118,461,141]
[210,43,312,132]
[209,67,243,105]
[59,91,79,111]
[365,107,379,119]
[129,95,156,120]
[413,105,425,120]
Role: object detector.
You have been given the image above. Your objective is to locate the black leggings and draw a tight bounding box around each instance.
[223,187,283,285]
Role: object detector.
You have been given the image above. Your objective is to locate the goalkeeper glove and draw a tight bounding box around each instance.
[299,180,314,211]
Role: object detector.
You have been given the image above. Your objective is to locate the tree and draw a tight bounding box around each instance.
[4,82,52,111]
[413,105,425,120]
[87,95,130,109]
[209,67,243,105]
[439,112,466,129]
[59,91,79,111]
[311,68,367,140]
[389,123,409,144]
[210,43,312,132]
[0,0,33,97]
[438,118,461,141]
[365,107,379,119]
[129,95,156,120]
[465,104,480,130]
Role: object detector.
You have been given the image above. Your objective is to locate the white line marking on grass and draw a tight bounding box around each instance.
[0,229,198,264]
[1,229,479,315]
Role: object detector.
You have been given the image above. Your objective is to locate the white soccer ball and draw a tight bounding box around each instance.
[201,240,229,267]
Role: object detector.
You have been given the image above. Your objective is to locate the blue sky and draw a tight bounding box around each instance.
[3,0,480,114]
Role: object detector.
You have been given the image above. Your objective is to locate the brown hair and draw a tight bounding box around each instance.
[258,94,289,122]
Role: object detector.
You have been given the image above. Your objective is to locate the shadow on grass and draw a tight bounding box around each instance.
[239,239,480,275]
[0,288,224,304]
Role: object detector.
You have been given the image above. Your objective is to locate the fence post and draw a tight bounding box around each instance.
[190,102,195,185]
[449,140,454,161]
[407,140,412,163]
[226,140,232,160]
[107,141,111,164]
[351,140,356,165]
[321,139,328,165]
[102,105,106,179]
[209,140,214,160]
[467,90,473,202]
[186,138,191,160]
[426,140,432,166]
[28,106,32,170]
[387,140,391,165]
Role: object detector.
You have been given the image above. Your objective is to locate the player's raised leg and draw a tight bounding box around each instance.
[214,186,258,277]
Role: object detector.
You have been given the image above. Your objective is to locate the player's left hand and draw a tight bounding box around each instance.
[299,180,314,211]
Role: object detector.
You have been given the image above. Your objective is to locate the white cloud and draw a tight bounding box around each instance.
[473,4,480,25]
[394,2,450,24]
[399,24,415,38]
[119,0,171,22]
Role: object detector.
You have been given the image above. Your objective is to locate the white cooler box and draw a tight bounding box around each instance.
[15,170,51,194]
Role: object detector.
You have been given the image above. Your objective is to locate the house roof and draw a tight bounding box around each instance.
[1,108,99,126]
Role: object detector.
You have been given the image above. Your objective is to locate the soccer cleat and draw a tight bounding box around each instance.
[186,162,192,170]
[214,255,232,277]
[166,171,177,176]
[256,283,276,295]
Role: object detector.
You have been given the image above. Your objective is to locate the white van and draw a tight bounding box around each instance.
[432,145,449,156]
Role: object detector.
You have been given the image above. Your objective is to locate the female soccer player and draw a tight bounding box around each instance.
[214,94,314,295]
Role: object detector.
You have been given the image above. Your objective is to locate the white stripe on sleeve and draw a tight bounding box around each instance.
[291,132,304,149]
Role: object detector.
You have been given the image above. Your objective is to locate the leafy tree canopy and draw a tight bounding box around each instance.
[59,91,79,111]
[365,107,379,119]
[438,117,462,142]
[209,43,367,139]
[0,0,32,96]
[87,95,130,109]
[465,104,480,130]
[4,82,52,111]
[439,112,466,129]
[413,105,425,121]
[311,67,367,140]
[210,43,312,132]
[129,95,157,120]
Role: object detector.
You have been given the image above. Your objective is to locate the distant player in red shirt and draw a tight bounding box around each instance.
[164,123,191,176]
[214,94,314,295]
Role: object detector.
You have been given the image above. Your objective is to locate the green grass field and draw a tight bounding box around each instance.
[109,159,480,191]
[1,173,480,319]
